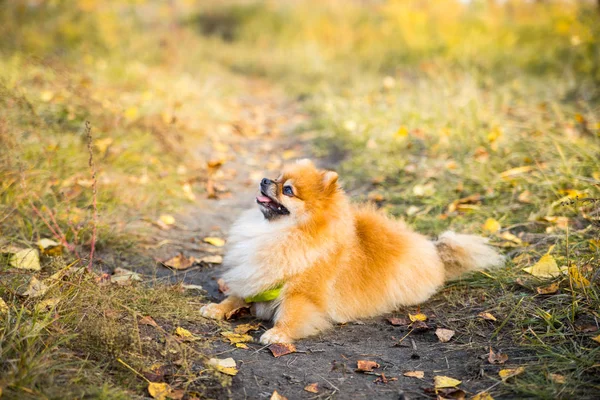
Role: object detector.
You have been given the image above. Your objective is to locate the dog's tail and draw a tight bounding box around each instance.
[434,231,504,280]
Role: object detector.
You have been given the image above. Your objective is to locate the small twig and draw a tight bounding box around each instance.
[117,358,150,383]
[85,121,98,272]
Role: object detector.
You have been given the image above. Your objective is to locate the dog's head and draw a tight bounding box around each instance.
[256,159,340,223]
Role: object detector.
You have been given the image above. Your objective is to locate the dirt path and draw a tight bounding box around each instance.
[138,83,502,400]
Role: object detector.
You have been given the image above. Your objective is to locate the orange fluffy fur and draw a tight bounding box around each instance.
[201,159,504,344]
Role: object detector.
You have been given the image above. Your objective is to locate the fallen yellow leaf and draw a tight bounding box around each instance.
[22,276,49,298]
[7,248,41,271]
[148,382,170,400]
[478,312,497,322]
[592,334,600,344]
[568,266,590,288]
[204,237,225,247]
[282,150,298,160]
[499,367,525,380]
[304,383,319,393]
[124,106,139,120]
[35,298,60,313]
[162,254,196,270]
[403,371,424,379]
[175,327,196,340]
[221,331,253,344]
[536,282,560,295]
[523,255,567,278]
[234,323,261,334]
[483,218,501,233]
[412,183,435,197]
[270,390,287,400]
[434,375,462,389]
[395,126,409,138]
[37,238,62,256]
[472,392,494,400]
[549,373,565,384]
[0,298,8,314]
[159,214,176,225]
[499,166,534,179]
[356,360,380,372]
[409,313,428,322]
[208,357,238,376]
[235,343,249,349]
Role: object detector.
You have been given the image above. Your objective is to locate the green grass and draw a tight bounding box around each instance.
[1,0,599,398]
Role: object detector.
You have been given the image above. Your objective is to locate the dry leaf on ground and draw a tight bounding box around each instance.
[270,390,287,400]
[591,334,600,344]
[181,284,203,291]
[5,247,41,271]
[413,183,436,197]
[499,367,525,380]
[139,315,159,328]
[434,375,462,389]
[156,214,176,230]
[403,371,424,379]
[111,267,142,285]
[435,388,466,399]
[568,266,590,288]
[304,383,319,393]
[368,192,385,202]
[409,313,428,322]
[175,327,196,340]
[483,218,501,233]
[22,276,49,298]
[387,317,409,326]
[162,254,196,270]
[549,373,565,384]
[225,306,251,320]
[435,328,455,343]
[0,298,8,314]
[499,166,534,179]
[38,238,62,256]
[200,255,223,264]
[536,282,560,294]
[447,193,482,213]
[411,320,430,332]
[472,392,494,400]
[374,373,397,384]
[221,331,253,344]
[148,382,171,400]
[488,348,509,364]
[208,357,238,376]
[356,360,380,372]
[269,343,296,358]
[523,255,567,278]
[35,298,60,313]
[234,323,261,334]
[144,363,166,382]
[203,237,225,247]
[478,312,497,321]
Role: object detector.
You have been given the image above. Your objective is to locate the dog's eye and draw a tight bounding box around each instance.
[283,186,294,196]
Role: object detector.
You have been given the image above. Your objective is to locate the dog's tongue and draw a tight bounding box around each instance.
[257,195,271,203]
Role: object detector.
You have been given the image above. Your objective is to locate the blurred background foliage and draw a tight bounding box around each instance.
[1,1,599,397]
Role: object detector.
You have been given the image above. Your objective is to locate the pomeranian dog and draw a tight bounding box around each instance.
[201,159,504,344]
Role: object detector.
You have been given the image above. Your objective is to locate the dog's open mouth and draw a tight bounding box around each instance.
[256,192,290,215]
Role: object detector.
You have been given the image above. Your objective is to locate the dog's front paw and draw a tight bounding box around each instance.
[260,328,293,344]
[200,303,226,320]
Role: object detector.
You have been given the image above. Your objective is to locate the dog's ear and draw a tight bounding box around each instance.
[322,170,339,193]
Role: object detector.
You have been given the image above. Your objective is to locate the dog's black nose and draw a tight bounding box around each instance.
[261,178,270,186]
